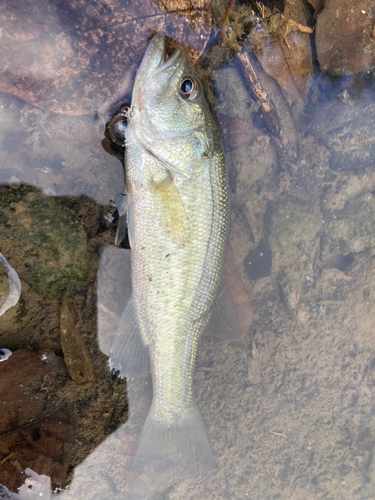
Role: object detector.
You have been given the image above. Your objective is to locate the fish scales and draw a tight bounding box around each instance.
[109,33,229,496]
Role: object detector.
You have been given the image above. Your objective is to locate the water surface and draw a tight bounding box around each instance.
[0,1,374,499]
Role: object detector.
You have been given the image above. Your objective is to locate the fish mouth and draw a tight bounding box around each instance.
[133,34,185,103]
[142,34,184,75]
[153,37,184,76]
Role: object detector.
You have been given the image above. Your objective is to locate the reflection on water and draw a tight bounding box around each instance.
[0,0,375,499]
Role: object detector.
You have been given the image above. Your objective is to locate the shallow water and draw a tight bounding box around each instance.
[0,1,375,499]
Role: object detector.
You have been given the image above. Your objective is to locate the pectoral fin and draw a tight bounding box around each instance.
[152,174,190,245]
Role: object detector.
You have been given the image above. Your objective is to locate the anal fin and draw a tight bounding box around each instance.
[204,281,242,341]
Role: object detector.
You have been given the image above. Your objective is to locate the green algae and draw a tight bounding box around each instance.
[0,186,88,300]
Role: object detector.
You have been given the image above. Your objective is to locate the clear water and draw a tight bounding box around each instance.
[0,1,374,499]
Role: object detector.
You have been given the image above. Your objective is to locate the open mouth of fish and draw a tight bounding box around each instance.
[153,41,184,74]
[137,34,186,86]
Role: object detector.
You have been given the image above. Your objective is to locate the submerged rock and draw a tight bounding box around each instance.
[0,349,74,492]
[316,0,375,76]
[325,192,375,254]
[0,0,211,115]
[0,186,88,300]
[265,196,322,254]
[308,100,375,175]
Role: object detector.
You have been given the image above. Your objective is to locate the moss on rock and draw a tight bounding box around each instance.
[0,186,88,300]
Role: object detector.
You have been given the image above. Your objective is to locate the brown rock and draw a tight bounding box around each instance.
[316,0,375,75]
[0,350,75,491]
[307,0,324,15]
[217,114,265,151]
[0,0,211,115]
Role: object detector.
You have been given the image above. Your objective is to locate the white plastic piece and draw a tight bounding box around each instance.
[0,348,12,362]
[17,468,52,499]
[0,252,21,317]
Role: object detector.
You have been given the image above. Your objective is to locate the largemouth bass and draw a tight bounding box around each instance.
[109,33,229,494]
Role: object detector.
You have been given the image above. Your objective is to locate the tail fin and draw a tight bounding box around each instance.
[109,297,149,378]
[128,404,215,498]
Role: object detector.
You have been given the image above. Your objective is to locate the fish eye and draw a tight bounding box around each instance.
[180,77,200,100]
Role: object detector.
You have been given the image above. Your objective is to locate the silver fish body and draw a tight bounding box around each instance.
[110,34,229,494]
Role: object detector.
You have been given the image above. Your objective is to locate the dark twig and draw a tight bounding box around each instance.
[237,48,299,162]
[221,0,236,42]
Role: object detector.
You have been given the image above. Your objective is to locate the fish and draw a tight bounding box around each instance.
[109,33,229,495]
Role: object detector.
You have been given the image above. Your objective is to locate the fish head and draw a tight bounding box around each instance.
[130,34,217,179]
